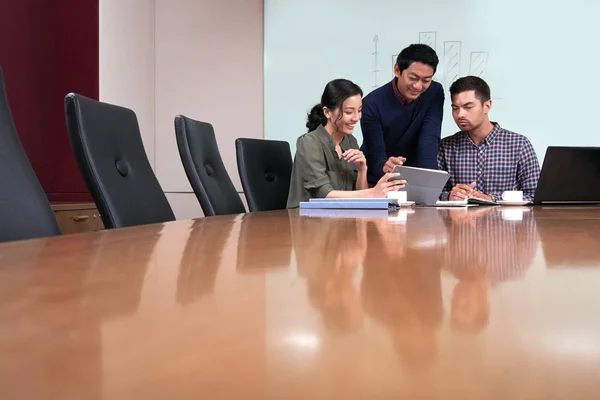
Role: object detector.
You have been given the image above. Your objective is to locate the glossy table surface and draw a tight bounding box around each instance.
[2,206,600,399]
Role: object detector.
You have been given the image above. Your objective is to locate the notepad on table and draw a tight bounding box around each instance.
[467,197,498,205]
[435,200,469,207]
[299,197,399,209]
[299,208,390,218]
[435,197,497,207]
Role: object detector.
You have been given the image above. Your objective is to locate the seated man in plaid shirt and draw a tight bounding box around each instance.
[438,76,540,201]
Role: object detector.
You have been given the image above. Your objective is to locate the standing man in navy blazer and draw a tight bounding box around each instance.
[360,44,444,185]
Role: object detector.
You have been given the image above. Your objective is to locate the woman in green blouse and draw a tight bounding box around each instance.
[287,79,406,208]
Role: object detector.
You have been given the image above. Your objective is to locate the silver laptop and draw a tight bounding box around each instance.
[392,165,450,205]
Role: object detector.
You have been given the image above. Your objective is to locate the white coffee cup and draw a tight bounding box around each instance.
[387,190,407,202]
[502,190,523,202]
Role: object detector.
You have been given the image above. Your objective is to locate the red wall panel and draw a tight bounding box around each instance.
[0,0,99,202]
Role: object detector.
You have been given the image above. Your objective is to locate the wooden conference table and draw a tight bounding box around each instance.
[1,205,600,399]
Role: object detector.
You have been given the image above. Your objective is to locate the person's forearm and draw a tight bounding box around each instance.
[355,168,368,190]
[361,102,388,182]
[326,188,375,199]
[416,140,439,170]
[417,84,444,169]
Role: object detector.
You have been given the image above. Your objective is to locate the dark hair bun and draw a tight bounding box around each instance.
[304,79,363,133]
[306,103,327,131]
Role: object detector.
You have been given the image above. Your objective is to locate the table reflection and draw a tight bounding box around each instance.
[236,212,293,273]
[0,224,163,399]
[177,218,236,305]
[441,207,538,333]
[292,216,367,334]
[534,207,600,268]
[362,209,446,368]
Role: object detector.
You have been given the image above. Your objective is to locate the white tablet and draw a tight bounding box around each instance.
[391,165,450,205]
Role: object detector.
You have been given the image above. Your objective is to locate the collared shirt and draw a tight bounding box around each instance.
[437,123,540,201]
[391,77,411,106]
[360,79,443,184]
[286,125,359,208]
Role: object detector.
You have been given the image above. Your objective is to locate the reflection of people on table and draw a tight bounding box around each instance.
[292,217,367,333]
[442,207,539,333]
[361,214,446,368]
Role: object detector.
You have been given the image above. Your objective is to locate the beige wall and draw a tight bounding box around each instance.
[100,0,156,167]
[99,0,263,219]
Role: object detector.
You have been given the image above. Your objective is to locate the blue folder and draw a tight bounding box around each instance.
[299,198,397,209]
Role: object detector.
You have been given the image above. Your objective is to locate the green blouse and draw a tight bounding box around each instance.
[287,125,359,208]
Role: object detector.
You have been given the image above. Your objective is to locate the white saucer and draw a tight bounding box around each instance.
[497,200,531,206]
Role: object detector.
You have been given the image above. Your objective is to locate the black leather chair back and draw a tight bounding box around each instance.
[235,138,292,212]
[174,115,245,216]
[65,93,175,229]
[0,67,60,242]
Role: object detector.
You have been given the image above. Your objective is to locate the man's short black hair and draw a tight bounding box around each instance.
[450,76,491,103]
[396,44,439,74]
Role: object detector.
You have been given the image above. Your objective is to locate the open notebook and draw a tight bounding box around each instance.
[435,197,497,207]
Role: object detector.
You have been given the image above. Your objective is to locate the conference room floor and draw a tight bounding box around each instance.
[1,205,600,398]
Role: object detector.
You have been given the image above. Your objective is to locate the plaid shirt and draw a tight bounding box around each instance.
[437,123,540,201]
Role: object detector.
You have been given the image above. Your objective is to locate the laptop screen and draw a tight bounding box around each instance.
[534,147,600,204]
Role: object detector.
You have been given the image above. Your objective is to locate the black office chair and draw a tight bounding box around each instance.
[235,138,292,212]
[174,115,245,216]
[0,67,60,242]
[65,93,175,229]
